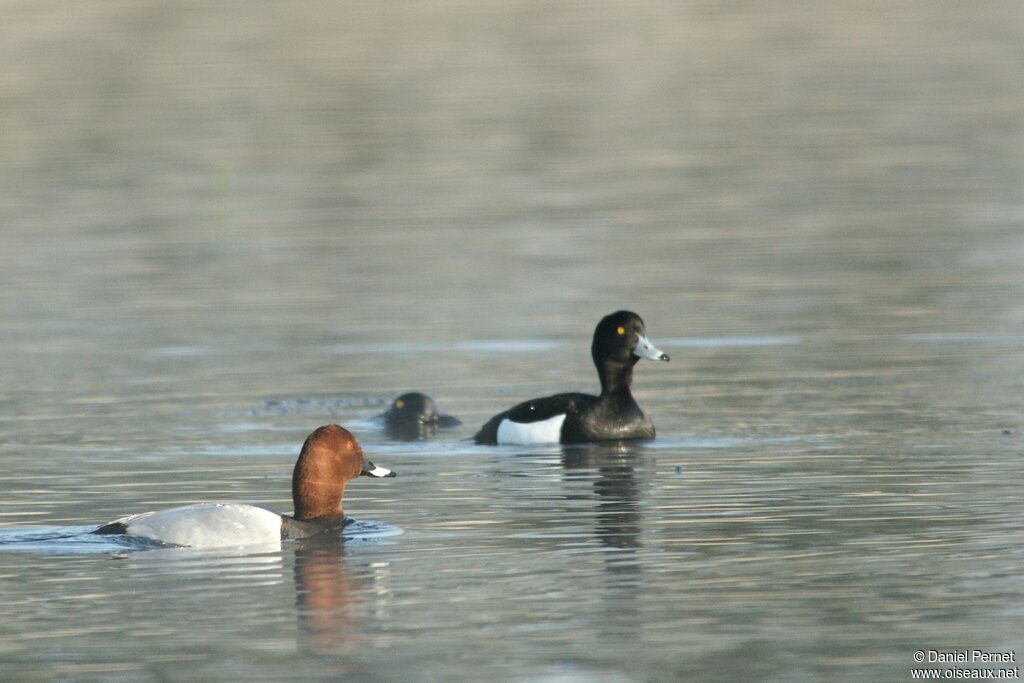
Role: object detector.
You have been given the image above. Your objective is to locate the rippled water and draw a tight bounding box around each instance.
[1,1,1023,681]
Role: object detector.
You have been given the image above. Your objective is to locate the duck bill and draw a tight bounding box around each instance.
[633,334,670,361]
[361,461,396,478]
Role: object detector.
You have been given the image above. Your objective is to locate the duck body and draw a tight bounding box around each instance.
[475,391,655,445]
[94,425,394,548]
[95,504,358,548]
[96,504,287,548]
[474,311,668,446]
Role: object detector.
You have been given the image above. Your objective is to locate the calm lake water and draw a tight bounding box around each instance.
[2,2,1023,681]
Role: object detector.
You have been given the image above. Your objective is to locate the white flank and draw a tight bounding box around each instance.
[496,414,567,445]
[122,503,283,549]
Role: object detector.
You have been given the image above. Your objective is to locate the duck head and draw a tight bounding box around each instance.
[591,311,669,392]
[385,392,438,440]
[291,425,395,521]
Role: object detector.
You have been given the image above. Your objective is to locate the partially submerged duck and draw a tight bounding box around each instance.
[381,392,461,441]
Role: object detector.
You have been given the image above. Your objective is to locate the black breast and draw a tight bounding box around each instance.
[562,395,654,443]
[280,514,352,540]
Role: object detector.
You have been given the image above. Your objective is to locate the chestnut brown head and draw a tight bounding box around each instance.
[291,425,395,520]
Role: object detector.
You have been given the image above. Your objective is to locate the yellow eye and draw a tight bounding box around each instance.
[395,400,404,409]
[616,326,625,336]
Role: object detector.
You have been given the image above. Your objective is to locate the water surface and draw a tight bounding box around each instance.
[1,1,1023,681]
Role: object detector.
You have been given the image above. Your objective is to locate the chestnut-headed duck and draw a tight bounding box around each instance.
[474,311,670,445]
[381,392,461,441]
[94,425,395,548]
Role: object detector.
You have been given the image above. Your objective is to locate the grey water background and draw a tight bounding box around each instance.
[1,2,1023,681]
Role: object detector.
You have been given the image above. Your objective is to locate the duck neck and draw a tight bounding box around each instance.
[598,357,637,398]
[292,479,346,521]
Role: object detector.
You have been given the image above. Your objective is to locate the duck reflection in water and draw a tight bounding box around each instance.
[561,442,647,559]
[379,392,461,441]
[293,540,363,657]
[562,441,646,638]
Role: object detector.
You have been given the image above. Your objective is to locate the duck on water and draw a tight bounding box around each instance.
[474,311,670,446]
[95,425,395,548]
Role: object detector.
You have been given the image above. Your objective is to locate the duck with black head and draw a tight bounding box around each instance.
[380,392,461,441]
[94,425,395,548]
[474,311,670,446]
